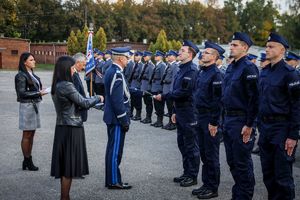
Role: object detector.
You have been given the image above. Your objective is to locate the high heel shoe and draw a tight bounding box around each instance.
[22,156,39,171]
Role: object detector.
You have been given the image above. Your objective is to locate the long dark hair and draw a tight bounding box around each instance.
[18,52,35,85]
[51,56,75,95]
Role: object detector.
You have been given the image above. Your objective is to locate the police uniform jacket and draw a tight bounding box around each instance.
[194,64,223,126]
[94,59,105,84]
[124,59,134,82]
[129,61,143,89]
[102,58,113,78]
[222,55,259,127]
[162,61,179,94]
[103,64,131,126]
[150,61,166,93]
[259,59,300,141]
[52,81,99,127]
[139,60,154,92]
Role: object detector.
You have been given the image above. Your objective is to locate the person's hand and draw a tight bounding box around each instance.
[171,114,176,124]
[121,124,130,133]
[241,125,252,143]
[40,89,48,96]
[99,95,104,102]
[155,94,162,101]
[285,138,297,156]
[208,124,218,137]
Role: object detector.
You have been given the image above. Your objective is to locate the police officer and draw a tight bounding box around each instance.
[129,51,143,120]
[247,53,258,65]
[222,32,259,200]
[103,46,132,190]
[161,50,179,130]
[192,42,224,199]
[150,50,166,127]
[94,50,106,96]
[285,51,300,69]
[103,50,113,77]
[140,51,155,124]
[124,51,134,82]
[216,54,227,75]
[155,40,200,187]
[258,33,300,199]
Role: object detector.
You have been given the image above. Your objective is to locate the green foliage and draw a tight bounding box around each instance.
[94,27,107,51]
[67,30,78,55]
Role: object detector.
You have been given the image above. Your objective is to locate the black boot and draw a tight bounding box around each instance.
[141,114,152,124]
[154,116,163,128]
[23,156,39,171]
[166,122,176,130]
[132,110,142,121]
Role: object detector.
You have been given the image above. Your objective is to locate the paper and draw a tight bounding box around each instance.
[44,87,51,94]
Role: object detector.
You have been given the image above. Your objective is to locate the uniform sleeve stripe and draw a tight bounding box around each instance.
[117,112,126,118]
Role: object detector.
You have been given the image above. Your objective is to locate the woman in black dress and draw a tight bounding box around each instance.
[15,52,47,171]
[50,56,102,200]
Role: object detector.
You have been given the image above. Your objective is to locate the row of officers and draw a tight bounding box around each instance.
[99,32,300,200]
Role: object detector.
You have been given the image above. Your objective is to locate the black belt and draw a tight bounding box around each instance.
[175,102,192,108]
[224,109,245,116]
[261,115,287,123]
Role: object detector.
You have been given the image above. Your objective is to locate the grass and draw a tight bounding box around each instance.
[36,63,54,71]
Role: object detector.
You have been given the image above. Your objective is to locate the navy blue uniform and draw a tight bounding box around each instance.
[222,55,259,200]
[94,59,105,96]
[103,63,131,186]
[194,64,223,193]
[163,60,200,178]
[124,59,134,82]
[129,61,143,115]
[258,59,300,200]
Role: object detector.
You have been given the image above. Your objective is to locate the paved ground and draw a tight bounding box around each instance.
[0,70,299,200]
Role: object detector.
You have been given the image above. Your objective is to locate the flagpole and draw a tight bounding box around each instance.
[90,72,93,97]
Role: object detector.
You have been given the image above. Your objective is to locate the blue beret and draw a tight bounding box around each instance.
[111,46,131,57]
[286,51,300,61]
[267,32,289,49]
[134,51,143,56]
[97,50,105,56]
[154,50,165,57]
[105,50,112,55]
[247,53,258,61]
[129,50,134,56]
[232,32,253,47]
[258,53,267,62]
[143,51,152,57]
[204,41,225,56]
[183,40,199,54]
[167,50,179,57]
[198,52,202,60]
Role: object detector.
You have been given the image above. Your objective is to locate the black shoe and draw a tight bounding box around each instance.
[107,183,132,189]
[132,115,141,121]
[173,174,187,183]
[22,156,39,171]
[192,185,207,195]
[141,117,151,124]
[180,177,197,187]
[150,121,158,126]
[197,189,218,199]
[166,123,176,130]
[154,121,163,127]
[162,123,171,129]
[252,147,260,155]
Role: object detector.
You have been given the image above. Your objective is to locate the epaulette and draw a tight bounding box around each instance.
[284,63,295,72]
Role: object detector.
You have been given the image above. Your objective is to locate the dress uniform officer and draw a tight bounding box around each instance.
[258,33,300,199]
[150,50,167,127]
[155,40,200,187]
[285,51,300,69]
[161,50,179,130]
[192,42,224,199]
[222,32,259,200]
[129,51,143,120]
[94,50,106,96]
[140,51,155,124]
[123,51,134,82]
[103,46,132,190]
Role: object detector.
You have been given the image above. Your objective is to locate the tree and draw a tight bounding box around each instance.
[153,29,169,52]
[94,27,107,51]
[76,29,84,53]
[67,30,79,55]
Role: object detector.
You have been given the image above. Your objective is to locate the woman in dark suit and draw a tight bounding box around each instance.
[50,56,102,200]
[15,52,47,171]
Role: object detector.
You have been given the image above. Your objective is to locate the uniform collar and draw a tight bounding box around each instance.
[169,61,176,65]
[232,55,247,67]
[113,62,123,72]
[269,59,285,70]
[179,60,193,69]
[201,63,216,71]
[156,60,162,65]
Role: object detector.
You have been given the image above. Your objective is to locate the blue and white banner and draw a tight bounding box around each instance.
[85,31,95,76]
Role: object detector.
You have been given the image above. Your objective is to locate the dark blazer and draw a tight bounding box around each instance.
[73,72,88,122]
[52,81,100,127]
[15,71,42,103]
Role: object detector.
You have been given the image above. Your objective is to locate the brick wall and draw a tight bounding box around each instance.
[0,38,30,69]
[30,43,68,65]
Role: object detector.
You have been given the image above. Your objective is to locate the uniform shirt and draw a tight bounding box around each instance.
[94,59,105,84]
[129,61,143,89]
[161,61,179,95]
[103,63,130,126]
[139,60,154,92]
[150,61,166,93]
[259,59,300,140]
[222,55,259,127]
[163,60,197,110]
[194,64,223,126]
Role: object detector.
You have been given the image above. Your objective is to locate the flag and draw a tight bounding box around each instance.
[85,31,95,76]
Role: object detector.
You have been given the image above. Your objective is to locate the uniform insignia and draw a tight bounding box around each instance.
[289,81,300,87]
[246,75,257,79]
[183,77,191,80]
[213,81,222,85]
